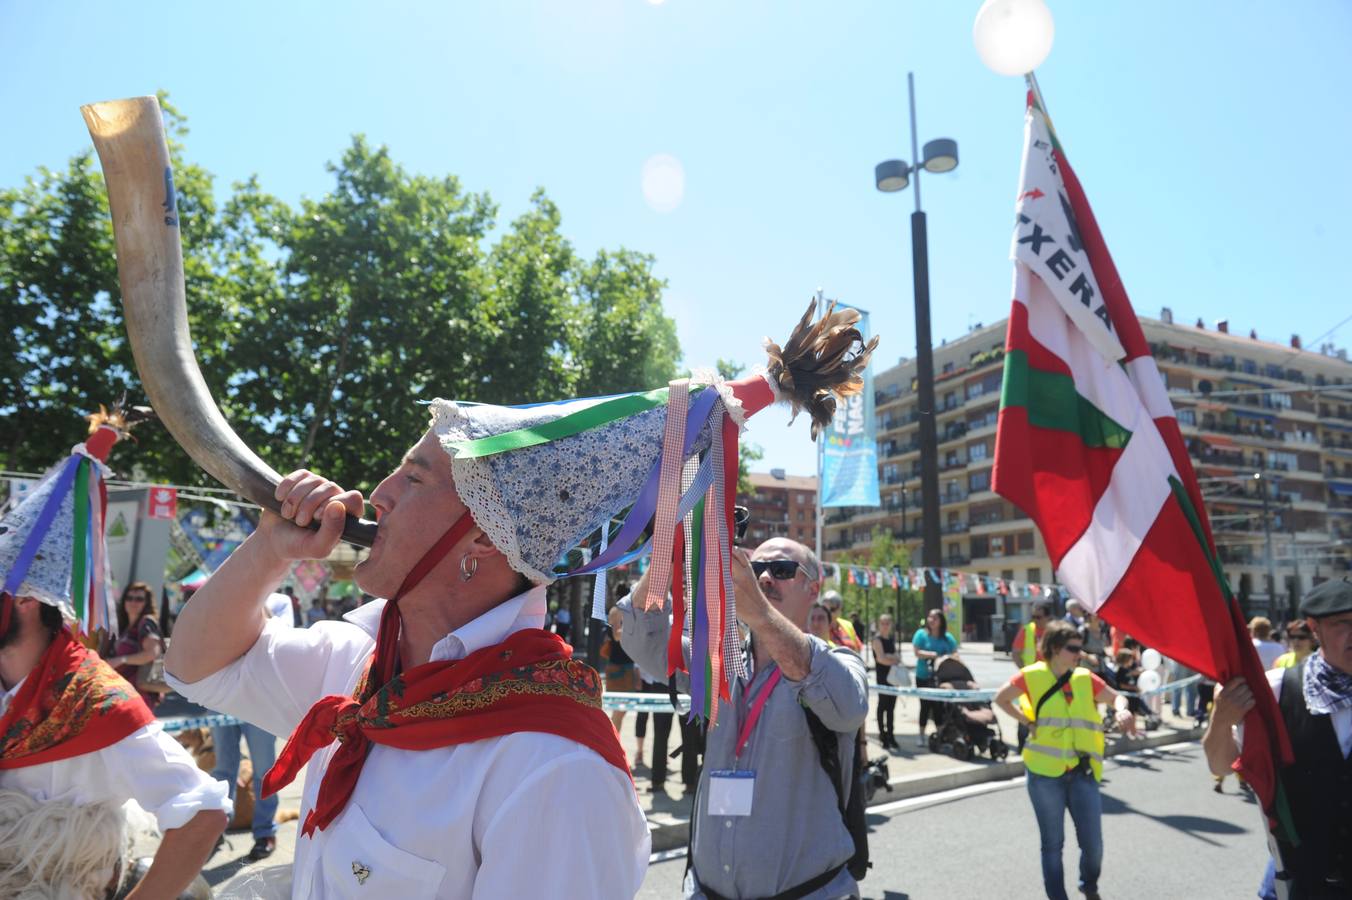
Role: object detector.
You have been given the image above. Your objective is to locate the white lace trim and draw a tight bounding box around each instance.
[427,400,552,584]
[752,362,784,405]
[689,368,749,430]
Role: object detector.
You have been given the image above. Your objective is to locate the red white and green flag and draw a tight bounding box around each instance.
[991,95,1293,826]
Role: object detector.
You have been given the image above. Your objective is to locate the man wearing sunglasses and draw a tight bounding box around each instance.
[617,537,870,900]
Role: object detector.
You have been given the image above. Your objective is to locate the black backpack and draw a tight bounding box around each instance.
[803,709,871,882]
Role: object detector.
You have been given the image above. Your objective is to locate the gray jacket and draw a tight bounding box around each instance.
[618,595,870,899]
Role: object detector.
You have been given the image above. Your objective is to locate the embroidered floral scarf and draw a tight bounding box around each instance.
[263,623,630,837]
[0,627,154,769]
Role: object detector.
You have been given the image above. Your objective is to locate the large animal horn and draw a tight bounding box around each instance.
[82,96,377,547]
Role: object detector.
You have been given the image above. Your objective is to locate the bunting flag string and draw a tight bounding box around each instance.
[826,561,1072,604]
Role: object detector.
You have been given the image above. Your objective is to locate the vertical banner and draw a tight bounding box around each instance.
[944,579,964,647]
[819,306,881,508]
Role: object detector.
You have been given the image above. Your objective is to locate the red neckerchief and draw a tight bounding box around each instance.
[262,511,630,837]
[0,626,154,769]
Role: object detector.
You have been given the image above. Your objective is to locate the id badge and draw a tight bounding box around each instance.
[707,769,755,816]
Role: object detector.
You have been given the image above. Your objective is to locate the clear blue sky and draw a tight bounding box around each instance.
[5,1,1351,480]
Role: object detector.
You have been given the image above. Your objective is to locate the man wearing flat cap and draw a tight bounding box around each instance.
[1204,577,1352,898]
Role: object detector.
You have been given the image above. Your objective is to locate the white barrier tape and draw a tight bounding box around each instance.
[159,714,241,734]
[158,675,1208,732]
[870,673,1204,703]
[161,695,688,732]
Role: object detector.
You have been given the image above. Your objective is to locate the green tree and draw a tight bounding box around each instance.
[1,102,683,501]
[834,527,921,633]
[1,95,254,484]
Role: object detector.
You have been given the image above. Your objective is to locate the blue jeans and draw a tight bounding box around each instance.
[211,722,280,839]
[1170,683,1198,717]
[1027,768,1103,900]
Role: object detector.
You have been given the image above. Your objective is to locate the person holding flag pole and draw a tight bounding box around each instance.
[975,0,1294,896]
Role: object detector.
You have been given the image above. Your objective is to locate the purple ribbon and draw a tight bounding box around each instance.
[565,387,719,576]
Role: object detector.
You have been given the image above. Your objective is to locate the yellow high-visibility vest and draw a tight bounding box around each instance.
[1271,651,1308,670]
[1020,661,1104,781]
[1018,621,1040,667]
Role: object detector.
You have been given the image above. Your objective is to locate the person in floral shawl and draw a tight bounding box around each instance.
[0,409,229,899]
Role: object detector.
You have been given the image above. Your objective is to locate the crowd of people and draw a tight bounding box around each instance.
[2,373,1347,899]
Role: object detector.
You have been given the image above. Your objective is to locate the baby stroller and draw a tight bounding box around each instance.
[927,656,1009,761]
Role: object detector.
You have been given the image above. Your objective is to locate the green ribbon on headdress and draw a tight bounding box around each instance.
[444,386,687,459]
[70,459,90,624]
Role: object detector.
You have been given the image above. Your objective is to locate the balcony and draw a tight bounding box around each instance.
[942,521,970,534]
[940,490,968,506]
[940,423,970,444]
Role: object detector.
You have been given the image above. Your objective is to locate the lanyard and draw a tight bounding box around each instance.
[735,667,783,759]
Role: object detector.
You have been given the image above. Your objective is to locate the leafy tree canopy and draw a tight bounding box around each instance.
[1,96,681,498]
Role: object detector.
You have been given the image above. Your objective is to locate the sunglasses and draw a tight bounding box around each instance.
[751,559,808,581]
[1063,644,1084,654]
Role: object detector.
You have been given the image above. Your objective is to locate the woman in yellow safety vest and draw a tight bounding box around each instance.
[994,620,1135,900]
[1270,619,1316,670]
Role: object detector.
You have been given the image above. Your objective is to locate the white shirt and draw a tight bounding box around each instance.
[168,586,650,899]
[1253,638,1285,670]
[0,678,232,831]
[266,592,297,628]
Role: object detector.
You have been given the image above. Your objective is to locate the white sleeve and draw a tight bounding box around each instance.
[471,750,649,899]
[165,617,370,738]
[97,723,232,832]
[1235,668,1284,751]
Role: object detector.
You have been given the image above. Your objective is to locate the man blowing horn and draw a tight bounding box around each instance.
[84,87,877,900]
[164,298,876,899]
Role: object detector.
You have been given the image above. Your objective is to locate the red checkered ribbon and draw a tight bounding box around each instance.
[642,379,690,611]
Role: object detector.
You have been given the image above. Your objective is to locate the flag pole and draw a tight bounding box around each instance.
[1024,71,1063,149]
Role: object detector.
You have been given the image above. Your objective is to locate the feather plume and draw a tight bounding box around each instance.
[85,395,155,441]
[763,298,880,439]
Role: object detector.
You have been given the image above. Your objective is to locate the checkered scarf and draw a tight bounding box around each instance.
[1302,652,1352,716]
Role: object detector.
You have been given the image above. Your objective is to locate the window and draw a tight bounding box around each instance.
[970,536,989,557]
[990,536,1005,557]
[1027,567,1042,584]
[1177,408,1196,426]
[1017,531,1034,552]
[969,442,988,461]
[796,494,806,504]
[942,362,955,374]
[967,381,984,399]
[969,470,990,492]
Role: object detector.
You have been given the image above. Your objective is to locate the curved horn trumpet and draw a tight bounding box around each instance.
[82,96,377,547]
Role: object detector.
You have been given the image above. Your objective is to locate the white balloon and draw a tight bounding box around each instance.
[973,0,1055,77]
[1141,648,1163,671]
[1137,669,1162,693]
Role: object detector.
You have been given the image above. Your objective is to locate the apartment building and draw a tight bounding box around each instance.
[745,470,818,547]
[822,312,1352,641]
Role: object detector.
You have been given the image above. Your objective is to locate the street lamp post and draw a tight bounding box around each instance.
[876,72,958,614]
[1255,470,1278,615]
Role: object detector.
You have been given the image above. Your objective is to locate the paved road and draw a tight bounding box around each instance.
[638,742,1269,899]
